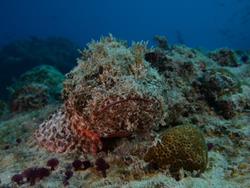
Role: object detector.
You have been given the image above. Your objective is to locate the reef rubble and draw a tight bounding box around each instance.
[0,35,250,188]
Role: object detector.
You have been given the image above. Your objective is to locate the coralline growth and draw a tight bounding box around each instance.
[8,65,64,112]
[144,124,208,174]
[1,35,250,187]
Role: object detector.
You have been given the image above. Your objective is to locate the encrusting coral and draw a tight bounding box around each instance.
[0,100,7,117]
[144,124,208,174]
[35,35,167,154]
[8,65,64,112]
[209,48,239,67]
[11,83,49,112]
[0,37,78,99]
[197,68,242,119]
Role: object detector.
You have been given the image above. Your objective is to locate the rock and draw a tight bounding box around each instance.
[8,65,64,112]
[0,100,7,117]
[199,69,240,101]
[0,37,78,99]
[209,48,239,67]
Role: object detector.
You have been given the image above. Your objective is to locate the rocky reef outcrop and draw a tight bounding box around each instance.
[0,100,8,117]
[1,35,250,187]
[8,65,64,112]
[0,37,78,99]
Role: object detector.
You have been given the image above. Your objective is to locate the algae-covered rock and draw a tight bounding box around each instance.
[154,35,169,50]
[11,83,49,112]
[8,65,64,112]
[199,69,241,101]
[0,37,78,99]
[1,35,250,188]
[215,85,250,119]
[0,100,8,117]
[144,124,208,173]
[209,48,239,67]
[197,68,242,119]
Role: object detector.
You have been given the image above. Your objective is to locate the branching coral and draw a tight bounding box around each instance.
[35,35,167,154]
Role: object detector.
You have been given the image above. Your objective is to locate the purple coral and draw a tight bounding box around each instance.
[207,143,214,151]
[71,159,92,171]
[36,167,50,179]
[241,55,249,63]
[95,158,110,178]
[21,167,50,186]
[63,179,69,186]
[72,160,83,171]
[3,144,10,150]
[82,160,92,170]
[11,174,24,185]
[16,138,22,144]
[65,170,73,180]
[47,158,59,170]
[62,170,73,187]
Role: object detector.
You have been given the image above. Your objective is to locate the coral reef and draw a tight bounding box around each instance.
[35,35,167,154]
[21,167,50,186]
[209,48,239,67]
[47,158,59,170]
[0,100,8,117]
[144,124,208,174]
[8,65,65,112]
[0,35,250,187]
[72,159,86,171]
[0,36,78,99]
[153,35,169,50]
[95,158,110,177]
[11,174,24,185]
[198,69,241,100]
[11,83,49,112]
[196,68,250,119]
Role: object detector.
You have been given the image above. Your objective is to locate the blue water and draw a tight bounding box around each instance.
[0,0,249,49]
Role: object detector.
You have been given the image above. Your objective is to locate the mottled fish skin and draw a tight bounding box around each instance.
[35,107,80,153]
[34,36,167,154]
